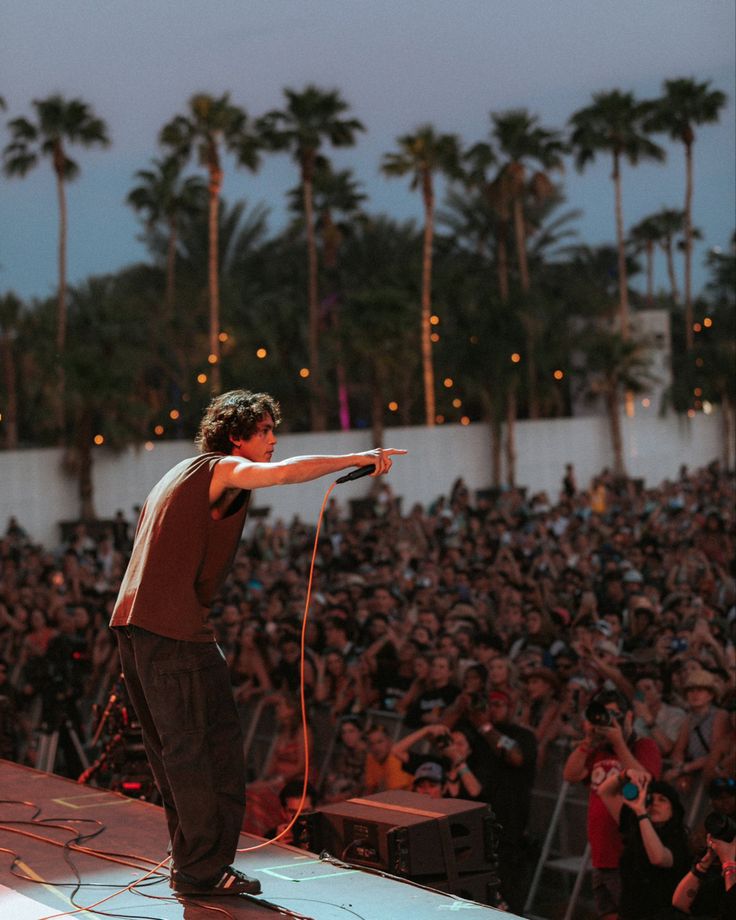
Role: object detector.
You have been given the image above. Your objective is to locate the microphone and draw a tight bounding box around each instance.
[335,464,376,484]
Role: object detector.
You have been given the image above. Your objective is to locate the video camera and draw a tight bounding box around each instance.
[584,700,624,728]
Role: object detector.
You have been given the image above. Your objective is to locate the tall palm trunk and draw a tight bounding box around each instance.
[166,216,177,315]
[370,362,385,448]
[605,379,626,477]
[0,330,18,449]
[505,383,517,487]
[612,150,630,339]
[512,195,531,293]
[207,161,222,394]
[683,138,694,351]
[54,171,68,353]
[53,149,68,435]
[420,169,436,427]
[322,211,350,431]
[481,392,502,487]
[663,239,680,304]
[496,222,510,303]
[303,166,326,431]
[513,185,538,417]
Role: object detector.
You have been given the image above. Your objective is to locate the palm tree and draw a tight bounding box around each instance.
[258,86,364,431]
[288,164,366,429]
[127,156,206,313]
[654,208,688,304]
[574,328,655,476]
[0,292,22,449]
[628,214,662,304]
[465,112,565,419]
[646,78,726,350]
[491,111,566,294]
[460,141,514,301]
[62,270,162,519]
[569,91,665,338]
[339,216,423,435]
[160,93,260,393]
[2,95,110,359]
[381,125,461,426]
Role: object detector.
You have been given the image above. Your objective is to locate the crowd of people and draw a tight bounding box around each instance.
[1,460,735,916]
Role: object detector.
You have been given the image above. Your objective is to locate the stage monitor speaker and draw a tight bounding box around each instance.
[301,790,499,879]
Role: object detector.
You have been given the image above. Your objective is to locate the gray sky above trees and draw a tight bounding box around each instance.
[1,0,734,301]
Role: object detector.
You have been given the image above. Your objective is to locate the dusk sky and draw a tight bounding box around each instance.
[1,0,734,303]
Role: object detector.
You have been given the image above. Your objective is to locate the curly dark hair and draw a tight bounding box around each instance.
[195,390,281,454]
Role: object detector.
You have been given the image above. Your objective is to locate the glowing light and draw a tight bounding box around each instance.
[687,409,696,418]
[93,434,104,446]
[694,388,702,397]
[144,441,154,451]
[256,347,267,359]
[197,373,208,384]
[703,317,713,328]
[218,331,229,343]
[460,416,470,426]
[430,332,440,343]
[435,414,445,424]
[430,315,440,326]
[208,353,218,364]
[169,409,180,420]
[452,398,462,408]
[641,398,651,408]
[0,413,3,422]
[511,353,521,364]
[553,369,564,380]
[443,378,453,388]
[388,401,398,412]
[703,401,713,415]
[154,425,164,436]
[299,368,310,378]
[693,323,702,333]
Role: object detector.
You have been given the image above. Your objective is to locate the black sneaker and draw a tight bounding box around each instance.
[171,865,261,897]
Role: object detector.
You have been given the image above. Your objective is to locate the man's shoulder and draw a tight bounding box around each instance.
[632,735,663,774]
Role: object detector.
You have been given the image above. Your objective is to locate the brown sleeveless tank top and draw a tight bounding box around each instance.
[110,453,249,641]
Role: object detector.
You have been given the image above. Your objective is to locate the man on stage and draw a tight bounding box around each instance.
[110,389,405,898]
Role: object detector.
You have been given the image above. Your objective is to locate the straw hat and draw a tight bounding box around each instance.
[684,668,719,694]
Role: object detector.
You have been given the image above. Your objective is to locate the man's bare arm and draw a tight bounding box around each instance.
[211,448,407,497]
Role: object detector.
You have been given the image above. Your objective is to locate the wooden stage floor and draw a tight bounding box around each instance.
[0,761,516,919]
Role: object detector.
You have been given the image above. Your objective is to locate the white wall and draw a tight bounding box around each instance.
[0,411,723,548]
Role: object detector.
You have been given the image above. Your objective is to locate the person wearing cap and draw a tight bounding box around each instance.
[563,688,662,920]
[597,770,689,919]
[665,668,728,787]
[411,760,445,799]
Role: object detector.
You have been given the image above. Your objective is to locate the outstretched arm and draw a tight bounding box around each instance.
[212,448,407,496]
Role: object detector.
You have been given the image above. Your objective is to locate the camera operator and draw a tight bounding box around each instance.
[671,819,736,917]
[597,770,688,919]
[563,688,662,920]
